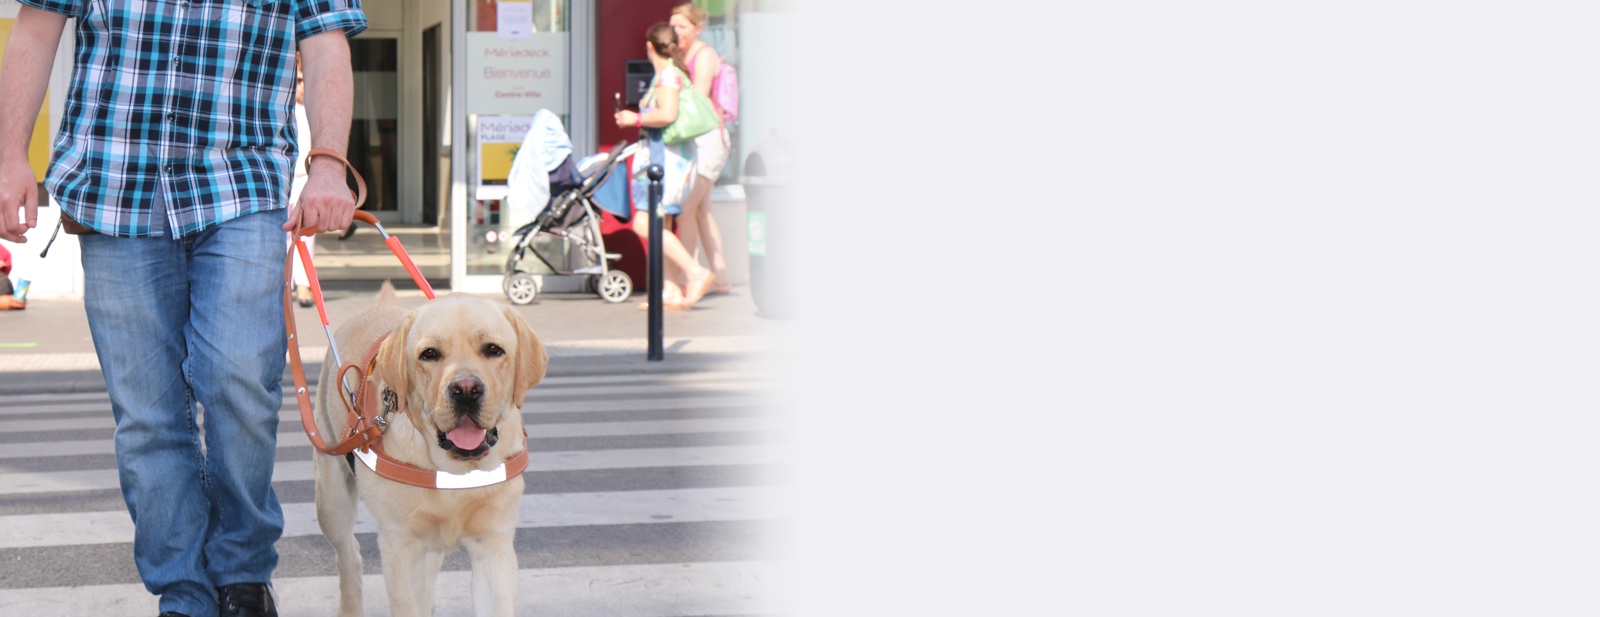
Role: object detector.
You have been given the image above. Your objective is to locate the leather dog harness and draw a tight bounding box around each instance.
[284,148,528,490]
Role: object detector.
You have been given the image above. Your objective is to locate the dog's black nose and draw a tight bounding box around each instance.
[448,376,485,401]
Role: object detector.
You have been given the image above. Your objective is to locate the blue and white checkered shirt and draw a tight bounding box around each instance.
[20,0,367,238]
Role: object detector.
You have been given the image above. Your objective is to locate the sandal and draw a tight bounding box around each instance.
[637,300,689,311]
[683,270,716,306]
[638,286,688,311]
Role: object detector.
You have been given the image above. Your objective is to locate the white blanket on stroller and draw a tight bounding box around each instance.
[505,110,574,228]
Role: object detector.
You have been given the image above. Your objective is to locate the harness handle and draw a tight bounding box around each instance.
[282,156,523,489]
[291,147,368,238]
[282,150,428,456]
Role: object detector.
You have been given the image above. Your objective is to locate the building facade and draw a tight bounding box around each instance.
[2,0,795,298]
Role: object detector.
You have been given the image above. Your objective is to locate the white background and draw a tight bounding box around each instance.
[793,1,1600,615]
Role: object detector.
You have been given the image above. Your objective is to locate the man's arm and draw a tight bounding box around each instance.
[285,29,356,235]
[0,7,67,243]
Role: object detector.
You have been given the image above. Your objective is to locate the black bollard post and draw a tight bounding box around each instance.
[646,158,665,361]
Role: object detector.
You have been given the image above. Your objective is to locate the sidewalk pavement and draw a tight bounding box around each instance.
[0,282,796,395]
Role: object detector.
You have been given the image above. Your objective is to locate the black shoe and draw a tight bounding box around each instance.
[158,613,192,617]
[217,582,276,617]
[337,221,357,240]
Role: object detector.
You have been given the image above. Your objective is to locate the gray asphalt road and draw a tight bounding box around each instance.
[0,365,795,616]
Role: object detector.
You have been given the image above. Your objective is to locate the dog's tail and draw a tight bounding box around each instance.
[376,280,398,306]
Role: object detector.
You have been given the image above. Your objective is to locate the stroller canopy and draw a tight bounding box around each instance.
[505,109,575,225]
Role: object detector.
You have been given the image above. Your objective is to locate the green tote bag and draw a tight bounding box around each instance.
[646,67,718,145]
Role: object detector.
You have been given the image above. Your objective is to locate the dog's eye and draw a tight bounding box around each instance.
[483,343,505,358]
[419,348,441,361]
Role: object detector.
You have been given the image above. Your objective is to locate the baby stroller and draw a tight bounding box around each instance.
[502,139,638,305]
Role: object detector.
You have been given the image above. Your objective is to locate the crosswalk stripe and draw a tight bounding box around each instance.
[0,485,787,549]
[0,378,773,417]
[0,416,782,460]
[531,370,778,385]
[0,445,786,495]
[0,560,789,617]
[0,395,763,433]
[0,370,775,405]
[0,334,782,372]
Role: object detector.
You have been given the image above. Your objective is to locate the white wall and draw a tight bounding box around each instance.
[2,8,81,299]
[362,0,403,32]
[736,11,799,183]
[1,207,81,300]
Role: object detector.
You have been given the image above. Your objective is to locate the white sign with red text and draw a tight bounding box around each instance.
[467,32,567,116]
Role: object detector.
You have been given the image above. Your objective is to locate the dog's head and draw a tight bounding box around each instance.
[371,294,548,461]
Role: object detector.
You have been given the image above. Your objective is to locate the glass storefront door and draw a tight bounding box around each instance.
[455,0,573,285]
[349,37,400,221]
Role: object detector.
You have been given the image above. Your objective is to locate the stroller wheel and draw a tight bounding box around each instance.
[505,272,539,305]
[598,270,632,303]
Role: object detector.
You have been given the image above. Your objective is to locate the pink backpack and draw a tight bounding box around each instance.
[690,46,739,123]
[710,62,738,122]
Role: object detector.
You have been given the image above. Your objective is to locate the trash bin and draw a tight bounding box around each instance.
[741,134,796,319]
[624,60,654,108]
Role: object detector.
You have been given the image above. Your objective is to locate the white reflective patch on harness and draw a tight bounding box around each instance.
[353,447,380,473]
[435,464,509,489]
[352,446,510,489]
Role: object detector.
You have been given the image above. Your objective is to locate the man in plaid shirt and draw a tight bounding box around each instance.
[0,2,366,616]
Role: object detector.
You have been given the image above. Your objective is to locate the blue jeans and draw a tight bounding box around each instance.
[81,210,288,617]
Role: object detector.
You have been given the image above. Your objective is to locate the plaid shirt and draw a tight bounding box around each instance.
[21,0,366,238]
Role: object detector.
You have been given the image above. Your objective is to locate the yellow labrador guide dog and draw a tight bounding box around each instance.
[311,282,547,617]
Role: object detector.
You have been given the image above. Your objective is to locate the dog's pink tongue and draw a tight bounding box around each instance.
[446,418,487,450]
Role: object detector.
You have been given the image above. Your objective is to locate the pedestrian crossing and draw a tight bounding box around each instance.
[0,369,793,616]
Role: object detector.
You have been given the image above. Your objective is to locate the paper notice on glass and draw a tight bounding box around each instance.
[497,1,534,39]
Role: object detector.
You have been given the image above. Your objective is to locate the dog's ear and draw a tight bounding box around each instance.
[503,305,548,403]
[370,312,415,412]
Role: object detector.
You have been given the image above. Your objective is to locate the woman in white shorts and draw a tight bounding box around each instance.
[672,3,731,294]
[615,22,716,309]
